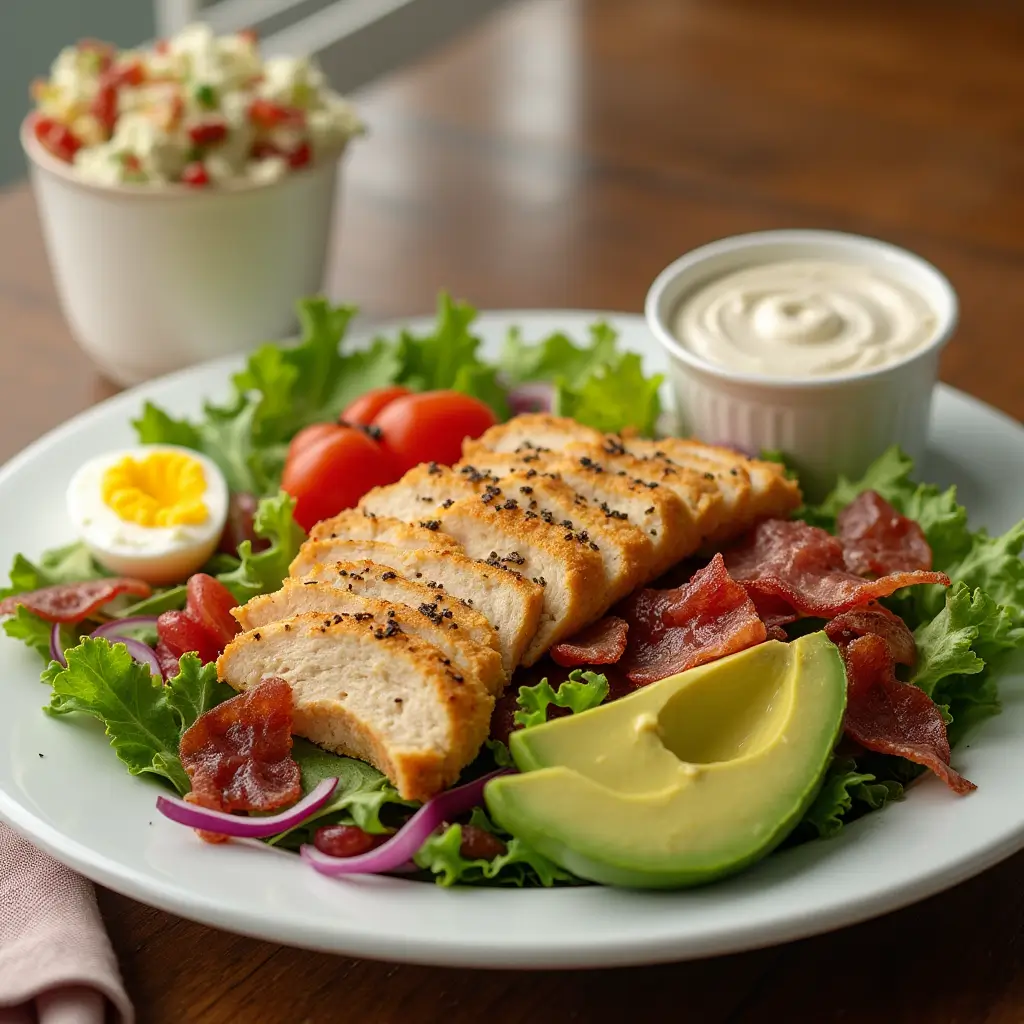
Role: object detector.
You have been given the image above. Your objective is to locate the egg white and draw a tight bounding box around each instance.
[67,445,230,586]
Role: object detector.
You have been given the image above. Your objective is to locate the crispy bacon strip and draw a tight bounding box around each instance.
[551,615,629,668]
[0,577,152,623]
[619,553,767,685]
[825,605,916,666]
[724,519,949,619]
[838,490,933,575]
[841,633,974,795]
[179,677,301,840]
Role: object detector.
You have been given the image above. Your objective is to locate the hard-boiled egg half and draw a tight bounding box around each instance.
[67,446,229,586]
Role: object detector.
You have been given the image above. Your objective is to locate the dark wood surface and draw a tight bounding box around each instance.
[1,1,1023,1020]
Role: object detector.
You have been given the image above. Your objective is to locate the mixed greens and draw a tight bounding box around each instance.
[133,293,665,498]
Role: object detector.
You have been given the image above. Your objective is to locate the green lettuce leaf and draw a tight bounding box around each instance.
[798,757,902,840]
[554,352,663,437]
[45,637,190,793]
[163,653,235,731]
[500,322,620,388]
[268,740,411,847]
[393,293,509,418]
[42,642,236,796]
[215,491,306,603]
[2,607,75,663]
[514,669,609,729]
[414,807,578,887]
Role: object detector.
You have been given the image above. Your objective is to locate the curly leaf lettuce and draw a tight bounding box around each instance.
[43,643,228,794]
[502,321,663,436]
[514,669,610,729]
[414,808,578,887]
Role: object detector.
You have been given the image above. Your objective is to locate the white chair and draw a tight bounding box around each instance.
[155,0,510,92]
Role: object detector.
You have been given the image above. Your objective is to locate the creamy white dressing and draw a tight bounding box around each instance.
[672,259,939,377]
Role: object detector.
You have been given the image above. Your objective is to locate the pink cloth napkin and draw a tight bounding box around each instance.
[0,823,132,1024]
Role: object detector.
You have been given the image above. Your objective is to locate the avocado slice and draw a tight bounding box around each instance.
[485,632,846,889]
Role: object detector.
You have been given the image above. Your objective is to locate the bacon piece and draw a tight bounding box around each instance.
[838,490,933,575]
[841,633,974,794]
[551,616,629,668]
[0,577,152,623]
[179,677,301,837]
[825,604,916,666]
[724,519,949,619]
[619,553,767,685]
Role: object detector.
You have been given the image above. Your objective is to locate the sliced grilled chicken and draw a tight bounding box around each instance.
[307,509,461,550]
[358,464,489,524]
[622,436,801,536]
[453,457,654,603]
[289,540,543,674]
[359,464,611,665]
[466,413,605,454]
[563,441,726,542]
[300,559,500,657]
[456,446,697,576]
[217,614,493,801]
[435,492,609,664]
[231,580,505,696]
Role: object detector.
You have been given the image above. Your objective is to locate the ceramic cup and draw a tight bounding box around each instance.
[22,116,344,386]
[645,229,958,499]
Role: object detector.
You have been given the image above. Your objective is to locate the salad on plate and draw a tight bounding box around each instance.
[1,293,1021,889]
[28,24,362,187]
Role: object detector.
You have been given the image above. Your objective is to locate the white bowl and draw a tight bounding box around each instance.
[22,118,344,386]
[645,230,958,499]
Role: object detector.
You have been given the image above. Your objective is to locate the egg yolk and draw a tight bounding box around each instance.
[101,451,209,527]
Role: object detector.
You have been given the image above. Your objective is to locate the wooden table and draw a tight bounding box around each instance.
[1,1,1023,1020]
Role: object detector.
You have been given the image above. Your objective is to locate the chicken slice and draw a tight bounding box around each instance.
[232,580,504,695]
[217,614,493,802]
[623,436,802,537]
[289,541,543,674]
[300,559,500,657]
[453,457,655,604]
[307,509,461,550]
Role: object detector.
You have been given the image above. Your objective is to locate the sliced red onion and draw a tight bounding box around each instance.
[301,769,513,877]
[108,636,165,679]
[49,621,66,668]
[156,777,338,838]
[90,616,159,638]
[508,382,553,416]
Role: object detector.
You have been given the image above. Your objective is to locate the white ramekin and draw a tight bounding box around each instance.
[645,229,958,499]
[22,117,345,386]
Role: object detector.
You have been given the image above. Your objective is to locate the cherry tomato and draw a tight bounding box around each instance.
[238,28,259,45]
[90,83,118,134]
[156,609,221,665]
[249,98,303,129]
[340,386,411,427]
[154,639,181,679]
[288,141,312,169]
[281,426,399,532]
[188,120,228,145]
[181,162,209,187]
[373,391,497,473]
[287,422,341,463]
[314,825,386,857]
[155,39,170,55]
[33,117,81,163]
[186,573,240,649]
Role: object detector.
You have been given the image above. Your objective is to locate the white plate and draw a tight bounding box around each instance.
[0,311,1021,969]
